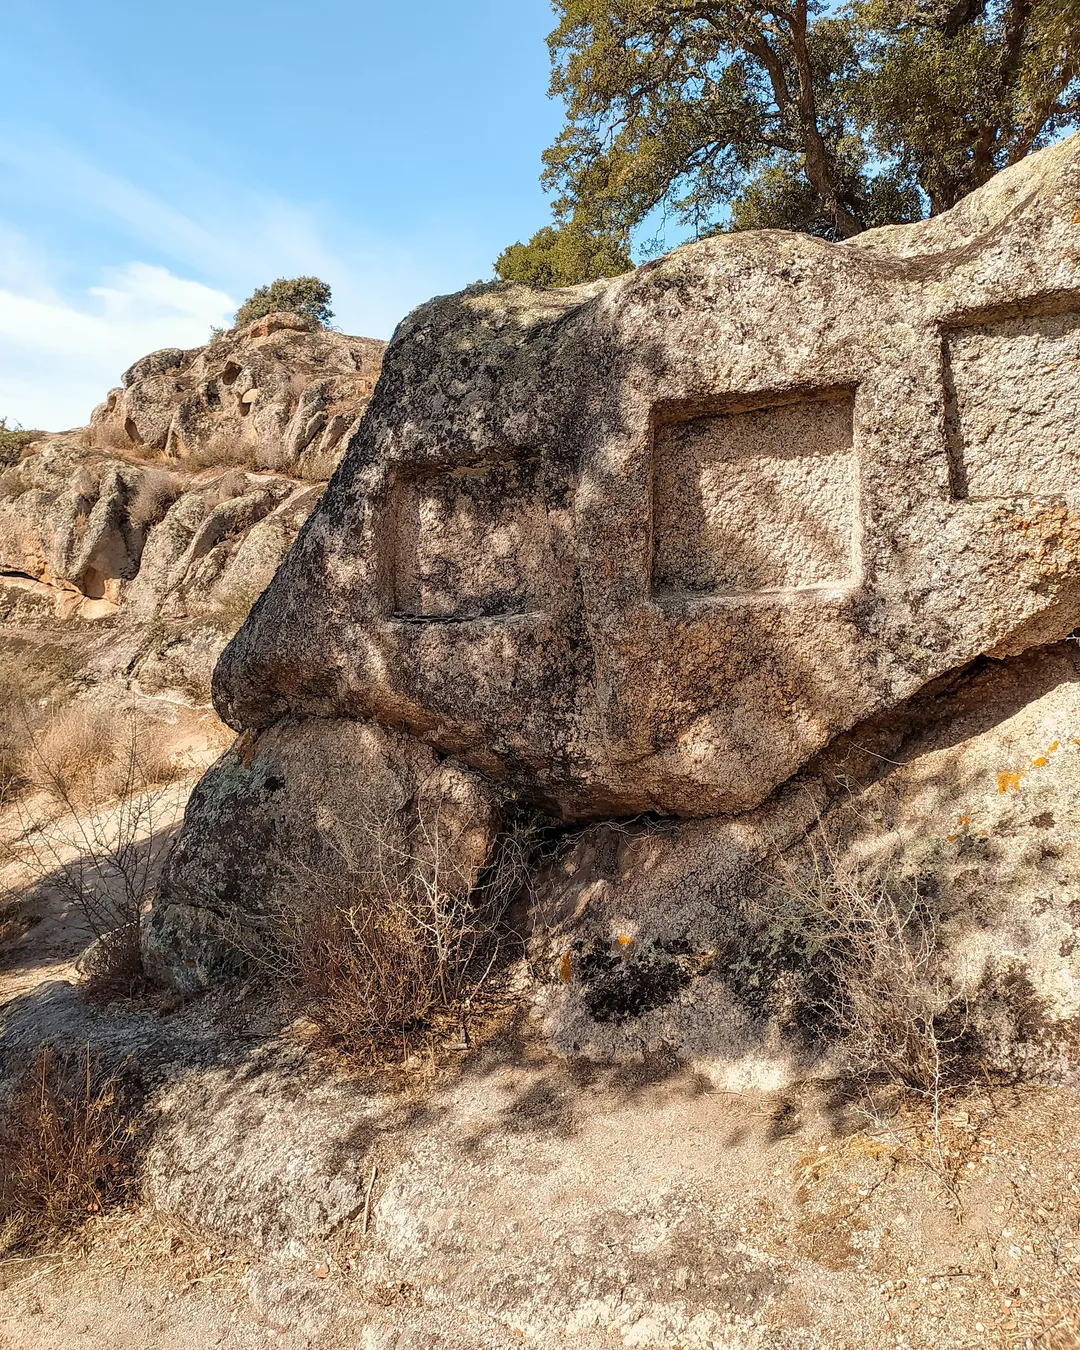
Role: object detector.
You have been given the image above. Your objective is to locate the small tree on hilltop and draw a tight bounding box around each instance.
[235,276,334,329]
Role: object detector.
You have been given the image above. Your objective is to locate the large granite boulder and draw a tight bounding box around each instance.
[214,134,1080,821]
[88,312,386,478]
[142,716,499,995]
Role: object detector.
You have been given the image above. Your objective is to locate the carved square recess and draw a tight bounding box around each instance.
[944,309,1080,500]
[651,393,858,598]
[391,458,552,620]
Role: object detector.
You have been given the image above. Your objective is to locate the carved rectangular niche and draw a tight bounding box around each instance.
[391,457,553,621]
[651,392,858,599]
[945,308,1080,500]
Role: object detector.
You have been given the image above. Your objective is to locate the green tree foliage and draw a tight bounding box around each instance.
[495,219,633,286]
[499,0,1080,284]
[234,276,334,328]
[0,418,39,468]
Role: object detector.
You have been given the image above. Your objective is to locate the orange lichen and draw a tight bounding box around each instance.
[997,770,1025,794]
[616,933,633,948]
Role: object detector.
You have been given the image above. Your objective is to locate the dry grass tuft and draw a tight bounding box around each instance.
[2,699,185,999]
[0,1047,142,1255]
[127,468,184,531]
[298,445,341,482]
[20,703,179,808]
[186,434,259,472]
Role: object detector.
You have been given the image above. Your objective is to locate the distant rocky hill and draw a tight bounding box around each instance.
[0,313,385,700]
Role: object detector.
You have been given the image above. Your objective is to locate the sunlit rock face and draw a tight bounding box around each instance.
[213,136,1080,825]
[89,312,386,479]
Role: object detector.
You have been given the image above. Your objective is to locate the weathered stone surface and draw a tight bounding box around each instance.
[523,640,1080,1081]
[0,437,325,696]
[142,715,499,993]
[89,312,385,476]
[213,134,1080,821]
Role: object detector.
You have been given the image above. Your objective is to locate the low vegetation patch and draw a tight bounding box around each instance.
[252,809,539,1061]
[186,434,260,472]
[18,701,178,808]
[0,1047,143,1255]
[127,467,184,530]
[0,416,40,468]
[759,837,1064,1114]
[2,692,185,997]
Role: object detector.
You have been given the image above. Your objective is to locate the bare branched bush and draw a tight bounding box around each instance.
[772,840,966,1105]
[248,806,538,1057]
[0,1047,142,1254]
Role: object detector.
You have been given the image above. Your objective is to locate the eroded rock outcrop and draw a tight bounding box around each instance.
[155,137,1080,1078]
[0,316,385,698]
[89,311,385,478]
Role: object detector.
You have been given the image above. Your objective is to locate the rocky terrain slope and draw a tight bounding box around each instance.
[0,312,385,700]
[3,142,1080,1350]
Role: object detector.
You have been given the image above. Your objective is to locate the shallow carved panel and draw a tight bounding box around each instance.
[945,310,1080,500]
[651,395,858,598]
[392,458,552,620]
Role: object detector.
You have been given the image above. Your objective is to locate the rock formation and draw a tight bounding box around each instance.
[213,135,1080,821]
[146,135,1080,1078]
[89,311,385,478]
[0,315,385,699]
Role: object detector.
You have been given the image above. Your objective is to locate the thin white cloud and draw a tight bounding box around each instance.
[0,134,493,430]
[0,255,234,430]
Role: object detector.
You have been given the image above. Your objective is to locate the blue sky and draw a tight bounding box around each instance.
[0,1,573,429]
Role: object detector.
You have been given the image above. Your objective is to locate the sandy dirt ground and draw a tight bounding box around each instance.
[1,688,1079,1347]
[2,900,1079,1349]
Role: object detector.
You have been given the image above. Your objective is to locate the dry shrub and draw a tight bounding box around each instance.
[186,434,258,471]
[0,465,32,499]
[0,1047,142,1254]
[260,808,537,1057]
[94,421,141,454]
[772,842,965,1101]
[253,436,288,472]
[21,702,178,807]
[299,445,341,482]
[128,468,183,531]
[3,702,184,996]
[0,662,38,800]
[210,468,252,502]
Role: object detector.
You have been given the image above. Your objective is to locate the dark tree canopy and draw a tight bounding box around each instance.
[235,276,334,328]
[496,0,1080,285]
